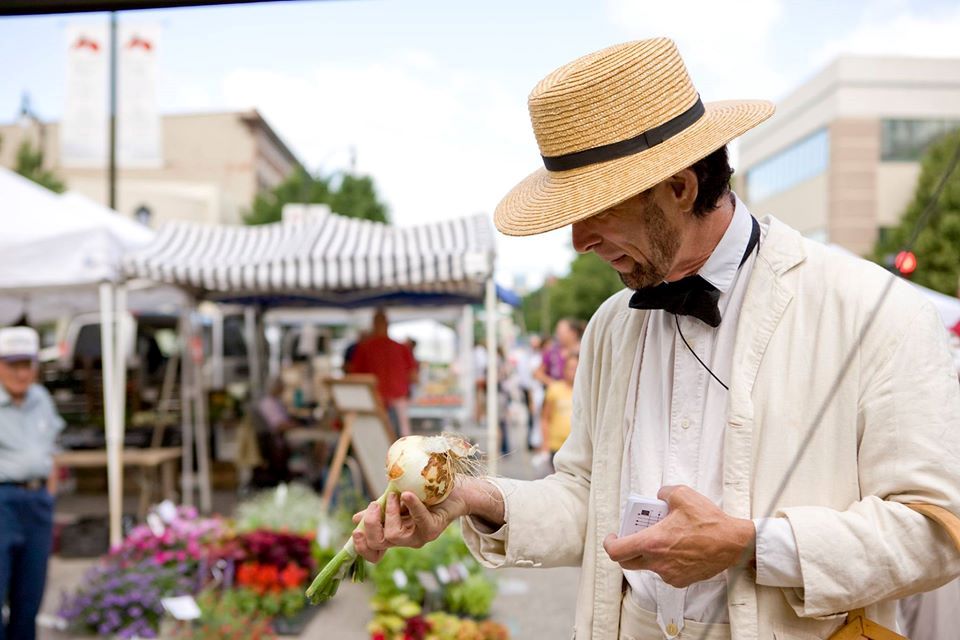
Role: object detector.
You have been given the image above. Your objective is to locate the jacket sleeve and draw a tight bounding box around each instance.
[780,299,960,617]
[462,300,618,570]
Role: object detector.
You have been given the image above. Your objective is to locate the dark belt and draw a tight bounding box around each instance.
[0,478,46,491]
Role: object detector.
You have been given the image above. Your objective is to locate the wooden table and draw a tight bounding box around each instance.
[54,447,181,518]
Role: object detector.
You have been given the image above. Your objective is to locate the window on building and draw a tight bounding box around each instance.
[881,119,960,162]
[877,226,895,246]
[745,128,830,203]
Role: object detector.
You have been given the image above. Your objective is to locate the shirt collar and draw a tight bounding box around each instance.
[0,384,38,408]
[698,192,753,293]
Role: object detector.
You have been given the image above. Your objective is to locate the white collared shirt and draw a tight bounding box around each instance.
[622,194,802,637]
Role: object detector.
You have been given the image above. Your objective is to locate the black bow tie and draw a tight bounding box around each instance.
[629,275,723,326]
[628,216,760,327]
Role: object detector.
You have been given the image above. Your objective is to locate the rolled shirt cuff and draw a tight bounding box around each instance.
[753,517,804,588]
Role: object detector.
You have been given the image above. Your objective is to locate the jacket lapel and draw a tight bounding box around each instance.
[592,301,648,640]
[724,216,805,640]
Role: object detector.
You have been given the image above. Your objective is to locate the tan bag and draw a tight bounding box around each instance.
[827,503,960,640]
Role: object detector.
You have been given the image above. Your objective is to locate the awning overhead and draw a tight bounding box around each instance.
[123,211,496,308]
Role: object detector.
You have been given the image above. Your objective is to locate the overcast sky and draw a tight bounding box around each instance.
[1,0,958,289]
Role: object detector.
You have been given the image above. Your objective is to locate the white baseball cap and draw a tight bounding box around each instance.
[0,327,40,362]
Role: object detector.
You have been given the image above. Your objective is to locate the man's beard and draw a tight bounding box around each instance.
[617,198,681,290]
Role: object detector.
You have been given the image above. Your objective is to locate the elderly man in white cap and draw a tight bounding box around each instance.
[352,39,960,639]
[0,326,64,640]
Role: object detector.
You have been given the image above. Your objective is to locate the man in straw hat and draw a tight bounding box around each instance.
[352,39,960,638]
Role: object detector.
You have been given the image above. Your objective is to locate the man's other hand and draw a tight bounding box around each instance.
[602,484,756,588]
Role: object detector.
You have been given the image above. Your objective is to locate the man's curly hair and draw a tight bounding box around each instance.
[689,145,734,217]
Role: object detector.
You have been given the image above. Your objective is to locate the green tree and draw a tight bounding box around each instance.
[873,129,960,294]
[243,168,389,225]
[522,252,625,334]
[14,140,65,193]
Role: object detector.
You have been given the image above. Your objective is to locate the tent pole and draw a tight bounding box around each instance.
[485,278,498,475]
[244,306,261,399]
[211,304,224,390]
[99,282,121,547]
[179,306,195,507]
[193,309,213,513]
[459,305,474,430]
[113,283,127,535]
[114,281,127,459]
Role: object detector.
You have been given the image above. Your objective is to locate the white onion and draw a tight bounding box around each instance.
[306,433,480,603]
[386,434,479,506]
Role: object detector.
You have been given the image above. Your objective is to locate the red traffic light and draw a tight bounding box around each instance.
[894,250,917,275]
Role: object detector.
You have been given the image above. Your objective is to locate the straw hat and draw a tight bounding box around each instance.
[495,38,775,236]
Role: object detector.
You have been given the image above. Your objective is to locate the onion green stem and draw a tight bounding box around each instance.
[305,482,398,604]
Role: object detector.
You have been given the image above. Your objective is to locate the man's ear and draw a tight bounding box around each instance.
[663,169,698,214]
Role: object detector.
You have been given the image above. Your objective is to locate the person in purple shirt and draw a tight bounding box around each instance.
[535,317,584,385]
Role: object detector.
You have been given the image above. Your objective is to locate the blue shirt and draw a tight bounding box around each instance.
[0,384,65,482]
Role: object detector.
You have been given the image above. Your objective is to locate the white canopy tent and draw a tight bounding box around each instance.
[0,172,153,291]
[0,167,156,546]
[123,206,504,492]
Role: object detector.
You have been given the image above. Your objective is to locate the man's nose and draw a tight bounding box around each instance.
[571,219,600,254]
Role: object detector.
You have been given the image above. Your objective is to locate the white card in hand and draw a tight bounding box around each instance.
[619,494,669,537]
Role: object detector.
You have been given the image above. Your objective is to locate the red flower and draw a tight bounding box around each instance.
[256,564,280,593]
[371,633,387,640]
[280,562,308,588]
[403,615,431,640]
[236,562,259,587]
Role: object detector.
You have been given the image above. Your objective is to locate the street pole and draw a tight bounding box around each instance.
[108,12,117,209]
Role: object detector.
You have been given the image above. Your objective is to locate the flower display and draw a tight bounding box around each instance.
[110,505,226,570]
[235,483,336,536]
[59,559,195,639]
[60,504,225,638]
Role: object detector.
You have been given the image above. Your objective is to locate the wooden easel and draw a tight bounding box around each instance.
[320,375,396,511]
[828,503,960,640]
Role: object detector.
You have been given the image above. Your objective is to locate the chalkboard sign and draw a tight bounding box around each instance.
[321,375,395,509]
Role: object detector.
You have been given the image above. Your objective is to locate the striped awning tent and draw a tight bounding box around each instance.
[123,210,495,308]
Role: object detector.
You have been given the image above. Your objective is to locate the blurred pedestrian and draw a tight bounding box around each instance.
[540,352,577,469]
[0,327,64,640]
[512,335,544,450]
[252,377,297,485]
[342,330,370,373]
[534,317,583,385]
[349,309,417,438]
[404,338,420,399]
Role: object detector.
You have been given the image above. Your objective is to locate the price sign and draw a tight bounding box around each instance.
[317,522,332,548]
[146,513,165,537]
[436,565,451,584]
[392,569,408,589]
[161,596,201,621]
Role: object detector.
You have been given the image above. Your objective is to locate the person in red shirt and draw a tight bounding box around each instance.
[348,309,417,437]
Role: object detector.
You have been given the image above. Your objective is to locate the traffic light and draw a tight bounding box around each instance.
[894,250,917,277]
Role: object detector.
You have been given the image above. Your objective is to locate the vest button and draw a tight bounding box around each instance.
[666,622,679,636]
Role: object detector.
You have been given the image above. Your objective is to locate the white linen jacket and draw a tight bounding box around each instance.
[463,216,960,639]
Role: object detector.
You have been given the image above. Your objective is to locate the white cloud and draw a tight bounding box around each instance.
[811,4,960,66]
[216,54,569,287]
[605,0,789,101]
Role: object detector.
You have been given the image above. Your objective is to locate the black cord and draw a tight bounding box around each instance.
[674,314,728,390]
